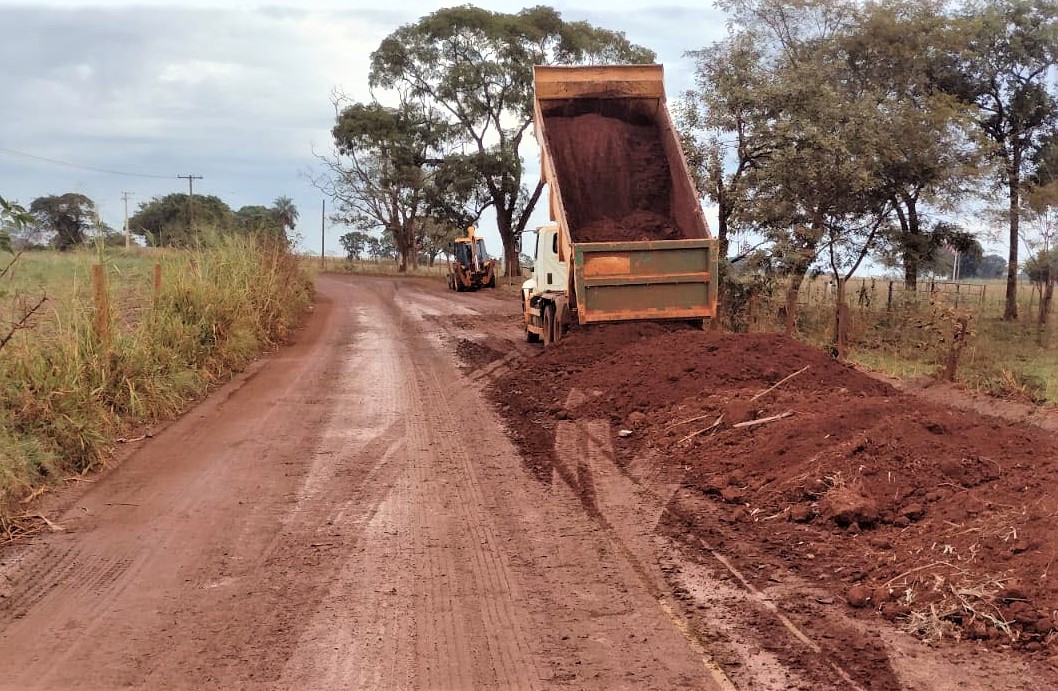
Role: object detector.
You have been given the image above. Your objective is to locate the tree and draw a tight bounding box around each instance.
[369,5,655,276]
[942,0,1058,320]
[316,99,455,272]
[272,196,298,246]
[365,232,397,261]
[679,32,773,262]
[841,0,980,289]
[339,230,371,260]
[273,196,298,233]
[712,0,898,336]
[235,205,281,235]
[129,193,235,247]
[0,196,33,254]
[418,217,462,267]
[29,193,99,251]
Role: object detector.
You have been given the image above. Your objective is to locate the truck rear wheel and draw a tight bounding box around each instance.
[554,303,570,343]
[542,304,555,346]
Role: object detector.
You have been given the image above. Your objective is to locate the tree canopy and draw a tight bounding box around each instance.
[29,193,100,251]
[369,5,655,275]
[679,0,1058,328]
[129,194,297,247]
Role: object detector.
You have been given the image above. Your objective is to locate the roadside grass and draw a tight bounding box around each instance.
[0,238,313,518]
[730,276,1058,405]
[310,256,449,277]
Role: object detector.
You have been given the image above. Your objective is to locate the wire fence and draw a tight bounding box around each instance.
[796,277,1041,320]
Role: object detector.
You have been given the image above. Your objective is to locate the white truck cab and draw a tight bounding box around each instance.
[522,223,570,344]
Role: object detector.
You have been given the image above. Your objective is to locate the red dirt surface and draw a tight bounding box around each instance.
[543,112,682,243]
[490,323,1058,659]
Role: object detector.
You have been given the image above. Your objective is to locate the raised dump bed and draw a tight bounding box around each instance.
[532,65,717,326]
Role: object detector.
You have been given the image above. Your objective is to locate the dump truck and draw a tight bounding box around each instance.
[448,225,497,291]
[522,64,719,344]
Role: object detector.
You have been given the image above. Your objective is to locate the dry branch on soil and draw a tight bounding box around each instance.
[731,411,796,429]
[750,365,810,402]
[676,415,724,445]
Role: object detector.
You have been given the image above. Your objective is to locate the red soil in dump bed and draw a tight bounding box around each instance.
[543,113,682,243]
[489,323,1058,654]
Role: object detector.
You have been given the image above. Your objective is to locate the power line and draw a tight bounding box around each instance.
[0,146,176,180]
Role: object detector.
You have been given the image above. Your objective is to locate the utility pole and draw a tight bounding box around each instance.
[121,191,134,249]
[321,199,326,269]
[177,174,203,244]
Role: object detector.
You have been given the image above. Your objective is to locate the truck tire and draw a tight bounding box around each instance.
[526,327,541,343]
[555,303,570,343]
[542,304,555,346]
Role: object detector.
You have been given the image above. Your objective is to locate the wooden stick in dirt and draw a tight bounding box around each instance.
[750,366,810,402]
[29,513,65,533]
[677,415,724,445]
[664,411,716,431]
[731,411,795,429]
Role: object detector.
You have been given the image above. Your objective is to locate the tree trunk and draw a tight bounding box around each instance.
[895,198,920,291]
[1039,267,1054,338]
[783,264,810,336]
[834,276,847,359]
[1005,148,1021,321]
[717,200,730,264]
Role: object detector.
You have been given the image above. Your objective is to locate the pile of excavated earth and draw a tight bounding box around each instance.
[488,322,1058,655]
[543,112,683,243]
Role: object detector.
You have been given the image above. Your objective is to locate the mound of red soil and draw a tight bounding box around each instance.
[489,324,1058,652]
[543,113,682,243]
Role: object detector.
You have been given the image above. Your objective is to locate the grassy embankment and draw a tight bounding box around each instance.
[734,276,1058,404]
[0,238,313,523]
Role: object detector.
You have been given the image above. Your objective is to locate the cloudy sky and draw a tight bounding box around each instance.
[0,0,729,257]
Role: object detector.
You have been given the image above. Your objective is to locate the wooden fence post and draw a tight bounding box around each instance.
[92,263,110,348]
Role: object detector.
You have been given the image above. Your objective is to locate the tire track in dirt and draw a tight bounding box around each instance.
[1,275,732,690]
[281,280,541,689]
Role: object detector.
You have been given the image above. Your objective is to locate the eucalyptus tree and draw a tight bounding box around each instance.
[941,0,1058,320]
[369,5,654,275]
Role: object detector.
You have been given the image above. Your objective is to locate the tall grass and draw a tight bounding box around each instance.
[0,237,313,513]
[309,255,450,277]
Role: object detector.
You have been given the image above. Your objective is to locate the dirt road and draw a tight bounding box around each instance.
[0,275,728,689]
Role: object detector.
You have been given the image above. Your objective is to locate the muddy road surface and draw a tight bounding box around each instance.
[0,275,729,690]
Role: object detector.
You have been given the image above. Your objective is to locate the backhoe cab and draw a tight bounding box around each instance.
[448,226,497,292]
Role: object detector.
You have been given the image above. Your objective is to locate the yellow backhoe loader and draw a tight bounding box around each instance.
[448,226,497,291]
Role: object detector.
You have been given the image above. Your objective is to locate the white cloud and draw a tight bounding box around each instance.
[158,60,243,86]
[0,2,726,256]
